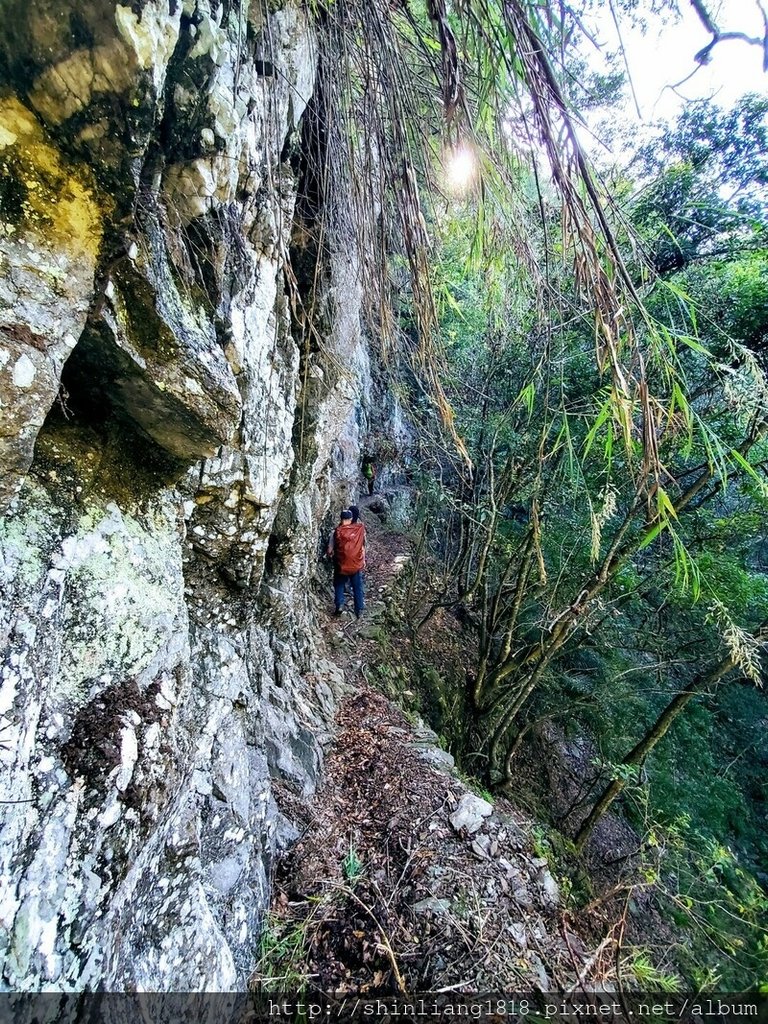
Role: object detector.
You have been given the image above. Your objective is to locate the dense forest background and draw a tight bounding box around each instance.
[318,0,768,991]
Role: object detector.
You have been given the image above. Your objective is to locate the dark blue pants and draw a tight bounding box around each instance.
[334,570,365,615]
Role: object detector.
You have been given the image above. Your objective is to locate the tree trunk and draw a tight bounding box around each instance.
[572,652,739,851]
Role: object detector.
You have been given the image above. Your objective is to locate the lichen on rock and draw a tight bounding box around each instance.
[0,0,377,993]
[0,96,104,508]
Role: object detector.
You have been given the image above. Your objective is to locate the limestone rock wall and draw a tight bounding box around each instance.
[0,0,372,991]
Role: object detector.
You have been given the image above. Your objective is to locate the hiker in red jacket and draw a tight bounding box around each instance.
[327,509,366,618]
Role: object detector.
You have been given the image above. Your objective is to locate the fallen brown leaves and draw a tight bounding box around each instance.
[256,686,588,995]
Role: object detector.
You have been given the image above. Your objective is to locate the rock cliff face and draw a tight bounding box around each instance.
[0,0,373,990]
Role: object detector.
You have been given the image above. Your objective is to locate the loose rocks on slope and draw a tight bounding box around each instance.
[255,686,592,994]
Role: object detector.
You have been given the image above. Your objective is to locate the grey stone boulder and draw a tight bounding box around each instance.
[449,792,493,834]
[410,721,455,770]
[535,865,561,906]
[418,746,456,771]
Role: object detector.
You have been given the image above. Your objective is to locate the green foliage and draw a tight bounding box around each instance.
[660,826,768,989]
[635,94,768,216]
[256,913,312,989]
[365,660,411,700]
[397,75,768,989]
[337,0,768,991]
[453,765,494,803]
[342,841,364,884]
[625,949,682,992]
[529,824,553,861]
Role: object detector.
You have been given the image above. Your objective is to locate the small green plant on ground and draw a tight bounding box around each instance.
[528,824,584,909]
[254,912,313,989]
[342,838,364,884]
[454,765,493,803]
[624,948,682,992]
[529,824,553,860]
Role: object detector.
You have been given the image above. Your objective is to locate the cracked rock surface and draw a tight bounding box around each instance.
[0,0,376,991]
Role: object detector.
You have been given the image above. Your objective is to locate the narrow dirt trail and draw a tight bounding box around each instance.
[326,493,412,621]
[256,493,596,995]
[315,494,417,689]
[319,494,469,699]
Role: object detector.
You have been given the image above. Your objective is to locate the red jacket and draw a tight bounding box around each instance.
[331,523,366,574]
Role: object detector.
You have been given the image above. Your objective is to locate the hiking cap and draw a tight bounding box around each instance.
[341,509,353,519]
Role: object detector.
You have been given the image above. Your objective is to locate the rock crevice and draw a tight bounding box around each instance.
[0,0,374,991]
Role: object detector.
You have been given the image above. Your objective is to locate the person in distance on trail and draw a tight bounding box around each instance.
[362,457,376,496]
[327,508,366,618]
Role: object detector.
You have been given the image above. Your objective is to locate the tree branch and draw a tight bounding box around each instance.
[689,0,768,68]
